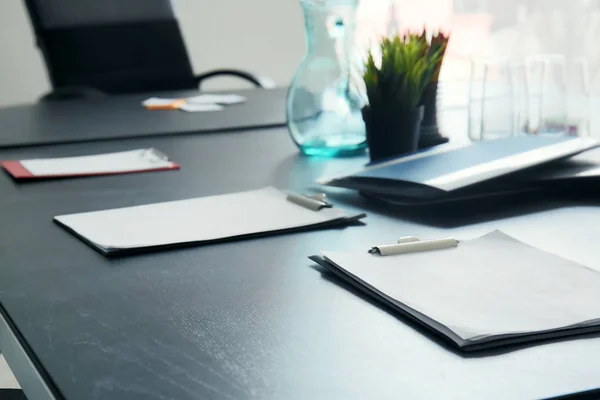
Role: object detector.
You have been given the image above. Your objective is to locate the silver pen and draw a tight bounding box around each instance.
[369,237,458,256]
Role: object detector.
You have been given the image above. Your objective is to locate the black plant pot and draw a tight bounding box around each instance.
[419,83,449,149]
[362,106,424,163]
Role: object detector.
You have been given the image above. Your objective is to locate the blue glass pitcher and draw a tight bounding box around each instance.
[287,0,366,157]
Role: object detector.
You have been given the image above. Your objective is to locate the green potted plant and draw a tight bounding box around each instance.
[363,33,443,162]
[419,31,450,149]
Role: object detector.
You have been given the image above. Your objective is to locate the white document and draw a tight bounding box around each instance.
[19,149,176,176]
[0,355,20,389]
[142,94,243,111]
[141,97,180,107]
[179,103,224,112]
[322,231,600,342]
[186,94,246,105]
[54,187,362,254]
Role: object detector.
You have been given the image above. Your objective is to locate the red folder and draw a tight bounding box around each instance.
[1,149,179,180]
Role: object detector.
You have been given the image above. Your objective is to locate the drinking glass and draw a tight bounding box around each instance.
[468,57,514,141]
[566,57,591,137]
[526,55,568,136]
[510,60,530,136]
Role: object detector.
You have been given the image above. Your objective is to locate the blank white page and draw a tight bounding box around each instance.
[323,231,600,340]
[55,187,353,251]
[20,149,175,176]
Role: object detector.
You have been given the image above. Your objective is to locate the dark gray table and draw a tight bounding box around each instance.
[0,88,287,148]
[1,128,600,400]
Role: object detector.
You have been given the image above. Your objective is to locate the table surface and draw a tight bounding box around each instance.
[0,88,287,149]
[1,127,600,400]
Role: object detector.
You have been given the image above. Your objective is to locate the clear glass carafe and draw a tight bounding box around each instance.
[287,0,366,157]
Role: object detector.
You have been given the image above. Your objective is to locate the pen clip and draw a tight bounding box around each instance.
[286,192,333,211]
[141,148,169,163]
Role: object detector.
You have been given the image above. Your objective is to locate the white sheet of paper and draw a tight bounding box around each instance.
[0,355,20,389]
[55,187,352,251]
[20,149,175,176]
[179,103,224,112]
[323,231,600,340]
[185,94,246,105]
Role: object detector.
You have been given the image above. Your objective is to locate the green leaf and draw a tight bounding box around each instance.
[362,29,450,111]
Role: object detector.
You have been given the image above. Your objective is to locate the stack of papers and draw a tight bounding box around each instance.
[312,230,600,351]
[55,187,366,255]
[142,94,246,112]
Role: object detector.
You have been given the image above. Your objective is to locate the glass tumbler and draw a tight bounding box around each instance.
[566,57,591,137]
[510,60,530,136]
[526,55,568,136]
[468,57,514,141]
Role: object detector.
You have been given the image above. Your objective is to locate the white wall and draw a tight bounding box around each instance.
[2,0,599,108]
[0,0,306,107]
[173,0,305,91]
[0,1,51,107]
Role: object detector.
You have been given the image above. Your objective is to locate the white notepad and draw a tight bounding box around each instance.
[1,149,179,179]
[54,187,365,255]
[316,231,600,351]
